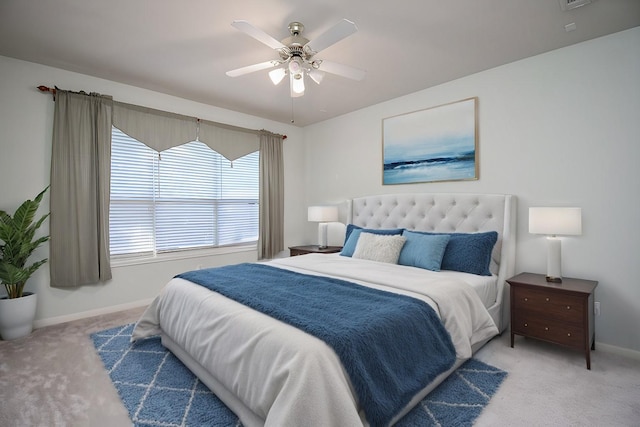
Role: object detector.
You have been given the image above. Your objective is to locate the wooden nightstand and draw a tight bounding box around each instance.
[289,245,342,257]
[508,272,598,369]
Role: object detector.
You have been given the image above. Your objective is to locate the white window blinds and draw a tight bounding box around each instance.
[110,127,259,257]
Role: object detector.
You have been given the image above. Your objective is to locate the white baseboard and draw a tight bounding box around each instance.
[596,341,640,361]
[33,298,154,329]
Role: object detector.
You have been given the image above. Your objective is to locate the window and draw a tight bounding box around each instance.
[109,127,259,257]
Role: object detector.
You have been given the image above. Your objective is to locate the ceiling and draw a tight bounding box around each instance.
[1,1,638,127]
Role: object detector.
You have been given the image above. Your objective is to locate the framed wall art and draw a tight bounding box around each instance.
[382,97,478,185]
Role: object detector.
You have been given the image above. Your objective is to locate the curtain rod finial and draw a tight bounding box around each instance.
[38,86,56,98]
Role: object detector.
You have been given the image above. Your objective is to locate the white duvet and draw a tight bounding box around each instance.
[132,254,498,426]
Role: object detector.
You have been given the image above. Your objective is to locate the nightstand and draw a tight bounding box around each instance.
[289,245,342,257]
[508,272,598,369]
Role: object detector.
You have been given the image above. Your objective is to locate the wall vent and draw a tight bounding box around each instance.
[559,0,593,11]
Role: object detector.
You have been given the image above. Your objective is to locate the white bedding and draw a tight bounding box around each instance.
[132,254,498,426]
[288,253,499,309]
[428,267,498,309]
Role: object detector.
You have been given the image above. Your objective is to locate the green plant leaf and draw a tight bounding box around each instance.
[12,201,39,233]
[0,187,49,297]
[0,261,30,285]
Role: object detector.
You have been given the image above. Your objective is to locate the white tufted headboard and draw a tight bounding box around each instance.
[346,193,516,332]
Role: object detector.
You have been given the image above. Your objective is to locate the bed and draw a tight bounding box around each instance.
[132,192,516,426]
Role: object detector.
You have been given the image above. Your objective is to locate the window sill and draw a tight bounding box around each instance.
[110,243,257,268]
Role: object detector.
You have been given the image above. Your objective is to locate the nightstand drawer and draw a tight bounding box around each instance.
[512,287,584,323]
[512,313,584,348]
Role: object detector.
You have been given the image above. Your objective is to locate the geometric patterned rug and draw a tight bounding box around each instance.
[91,324,506,427]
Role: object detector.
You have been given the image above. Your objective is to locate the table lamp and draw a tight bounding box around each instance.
[308,205,339,249]
[529,207,582,283]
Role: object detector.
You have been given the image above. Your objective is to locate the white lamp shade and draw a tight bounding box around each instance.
[308,69,324,84]
[529,207,582,236]
[308,205,338,222]
[291,73,305,96]
[268,68,286,85]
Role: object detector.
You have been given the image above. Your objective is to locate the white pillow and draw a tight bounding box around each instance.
[352,232,406,264]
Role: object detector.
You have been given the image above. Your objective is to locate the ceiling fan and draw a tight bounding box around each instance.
[226,19,366,98]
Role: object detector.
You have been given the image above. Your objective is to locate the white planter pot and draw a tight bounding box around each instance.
[0,292,38,340]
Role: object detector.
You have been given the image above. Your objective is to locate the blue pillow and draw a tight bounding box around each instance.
[341,224,404,257]
[398,231,450,271]
[411,231,498,276]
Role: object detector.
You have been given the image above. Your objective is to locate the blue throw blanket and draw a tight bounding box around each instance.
[177,263,456,427]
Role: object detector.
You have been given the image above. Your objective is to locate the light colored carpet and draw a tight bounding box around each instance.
[1,306,638,427]
[0,308,144,427]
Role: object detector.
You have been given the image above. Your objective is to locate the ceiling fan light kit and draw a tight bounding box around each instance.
[308,69,324,85]
[268,68,286,85]
[290,71,305,97]
[226,19,365,97]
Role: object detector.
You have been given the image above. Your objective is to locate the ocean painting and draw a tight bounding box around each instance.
[383,98,478,185]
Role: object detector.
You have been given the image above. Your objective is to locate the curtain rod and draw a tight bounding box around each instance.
[38,85,56,95]
[37,85,287,139]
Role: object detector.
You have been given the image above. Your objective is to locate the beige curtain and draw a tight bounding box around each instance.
[198,119,259,161]
[113,102,259,161]
[112,102,196,151]
[258,131,284,259]
[50,91,113,288]
[50,94,283,284]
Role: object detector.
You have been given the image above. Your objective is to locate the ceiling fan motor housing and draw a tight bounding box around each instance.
[288,22,304,35]
[280,22,312,62]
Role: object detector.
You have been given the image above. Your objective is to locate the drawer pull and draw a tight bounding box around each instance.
[524,323,528,327]
[566,305,571,310]
[544,327,549,331]
[567,333,571,337]
[545,297,550,302]
[524,298,528,302]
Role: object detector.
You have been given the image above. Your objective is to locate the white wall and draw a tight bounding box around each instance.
[2,27,639,353]
[303,27,640,352]
[0,56,305,324]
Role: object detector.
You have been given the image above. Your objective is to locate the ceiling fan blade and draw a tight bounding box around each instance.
[306,19,358,54]
[226,61,277,77]
[318,60,366,81]
[231,20,285,50]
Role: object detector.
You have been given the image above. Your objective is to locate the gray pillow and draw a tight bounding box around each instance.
[352,232,406,264]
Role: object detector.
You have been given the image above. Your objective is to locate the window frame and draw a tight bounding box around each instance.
[109,127,260,265]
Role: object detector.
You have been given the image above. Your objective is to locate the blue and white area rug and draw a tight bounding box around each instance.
[91,324,507,427]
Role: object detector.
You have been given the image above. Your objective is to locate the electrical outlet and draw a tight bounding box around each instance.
[594,301,601,316]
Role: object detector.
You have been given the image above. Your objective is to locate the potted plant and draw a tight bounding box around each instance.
[0,187,49,340]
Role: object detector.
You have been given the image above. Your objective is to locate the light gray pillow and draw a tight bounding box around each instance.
[352,232,406,264]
